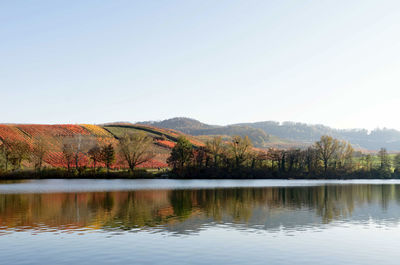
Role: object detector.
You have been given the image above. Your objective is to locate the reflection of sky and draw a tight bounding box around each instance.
[1,224,400,265]
[2,180,400,264]
[3,179,400,194]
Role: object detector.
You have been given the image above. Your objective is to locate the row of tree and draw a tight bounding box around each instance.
[167,135,400,178]
[0,133,156,174]
[1,132,400,178]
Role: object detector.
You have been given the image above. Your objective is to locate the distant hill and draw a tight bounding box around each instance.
[140,117,400,151]
[237,121,400,151]
[139,117,292,148]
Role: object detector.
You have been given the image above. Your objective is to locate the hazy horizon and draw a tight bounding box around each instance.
[2,1,400,130]
[2,116,399,133]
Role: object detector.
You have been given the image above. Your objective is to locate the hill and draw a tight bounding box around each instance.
[139,117,295,148]
[0,123,204,169]
[140,117,400,151]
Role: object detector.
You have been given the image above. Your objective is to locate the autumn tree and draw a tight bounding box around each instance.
[119,133,155,172]
[393,153,400,174]
[9,141,31,170]
[334,140,354,171]
[315,135,340,174]
[364,154,373,172]
[303,147,318,174]
[88,145,102,170]
[229,135,252,168]
[167,136,193,173]
[63,135,96,170]
[206,136,225,167]
[62,143,74,172]
[31,136,49,171]
[101,144,115,173]
[192,146,209,168]
[378,148,391,178]
[287,149,301,172]
[250,150,268,169]
[268,148,284,172]
[0,139,13,172]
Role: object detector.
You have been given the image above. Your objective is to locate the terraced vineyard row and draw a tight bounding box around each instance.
[0,123,202,169]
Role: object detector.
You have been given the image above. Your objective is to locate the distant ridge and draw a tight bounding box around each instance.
[140,117,400,151]
[139,117,282,148]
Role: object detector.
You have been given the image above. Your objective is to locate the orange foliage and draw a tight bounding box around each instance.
[155,139,176,149]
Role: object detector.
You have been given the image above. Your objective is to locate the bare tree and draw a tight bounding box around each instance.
[268,148,284,171]
[250,150,268,169]
[229,135,252,168]
[119,133,155,172]
[62,143,74,172]
[315,135,340,174]
[9,141,31,170]
[206,136,225,167]
[31,136,49,171]
[303,147,318,174]
[88,144,102,170]
[0,138,13,172]
[63,135,96,170]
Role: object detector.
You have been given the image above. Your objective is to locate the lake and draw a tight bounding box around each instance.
[1,179,400,265]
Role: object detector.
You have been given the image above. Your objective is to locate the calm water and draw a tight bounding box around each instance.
[1,179,400,265]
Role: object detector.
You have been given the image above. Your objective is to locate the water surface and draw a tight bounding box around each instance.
[1,179,400,264]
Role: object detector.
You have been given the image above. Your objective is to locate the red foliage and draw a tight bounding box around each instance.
[137,159,168,168]
[17,125,91,138]
[0,125,29,143]
[155,139,176,149]
[0,124,185,169]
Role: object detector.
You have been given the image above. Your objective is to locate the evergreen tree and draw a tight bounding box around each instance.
[378,148,391,178]
[167,136,193,174]
[101,144,115,173]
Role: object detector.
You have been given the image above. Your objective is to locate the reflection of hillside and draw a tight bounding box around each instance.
[1,185,400,235]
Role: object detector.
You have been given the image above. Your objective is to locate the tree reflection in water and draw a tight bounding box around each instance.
[1,184,400,234]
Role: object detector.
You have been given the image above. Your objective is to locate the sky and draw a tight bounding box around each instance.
[1,0,400,130]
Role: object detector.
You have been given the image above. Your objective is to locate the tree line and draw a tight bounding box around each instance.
[0,132,155,175]
[1,132,400,179]
[167,135,400,179]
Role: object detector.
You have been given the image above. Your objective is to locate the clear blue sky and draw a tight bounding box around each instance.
[1,0,400,130]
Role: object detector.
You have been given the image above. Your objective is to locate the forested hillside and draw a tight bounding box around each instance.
[140,118,294,148]
[141,117,400,151]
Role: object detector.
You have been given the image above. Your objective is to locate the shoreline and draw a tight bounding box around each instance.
[1,175,398,181]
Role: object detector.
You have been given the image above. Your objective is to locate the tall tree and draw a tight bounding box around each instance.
[88,145,102,170]
[9,141,31,170]
[229,135,252,168]
[378,148,391,178]
[101,144,115,173]
[0,138,13,172]
[335,140,354,171]
[62,143,74,172]
[304,147,318,174]
[119,133,155,172]
[167,136,193,173]
[315,135,340,173]
[206,136,224,167]
[31,136,48,171]
[63,135,96,170]
[287,149,301,172]
[394,153,400,174]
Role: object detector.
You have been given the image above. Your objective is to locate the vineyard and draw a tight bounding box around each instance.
[0,124,204,170]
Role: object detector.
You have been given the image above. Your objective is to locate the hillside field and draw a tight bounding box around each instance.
[0,123,204,169]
